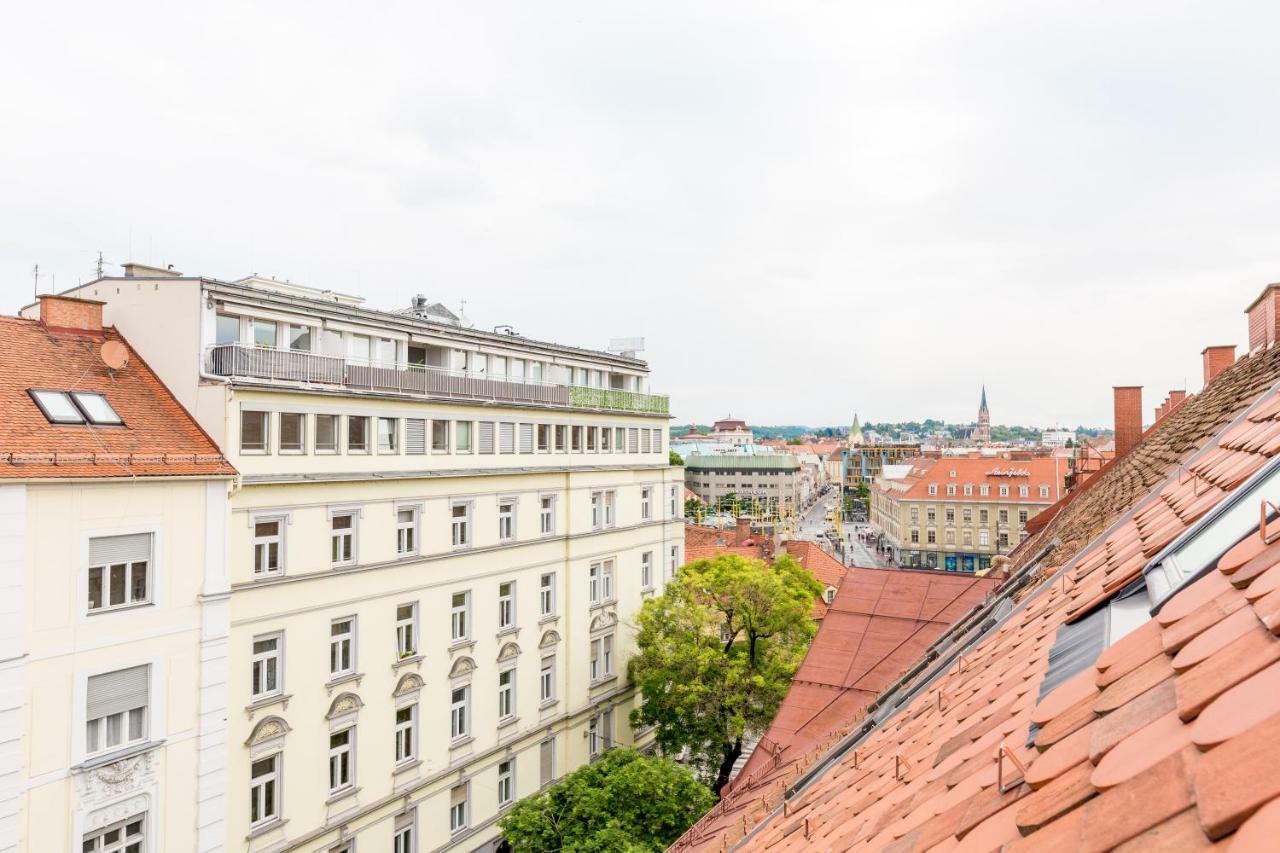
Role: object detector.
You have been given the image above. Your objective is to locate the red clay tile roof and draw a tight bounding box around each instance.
[673,342,1280,852]
[0,316,234,478]
[874,455,1067,505]
[679,566,999,849]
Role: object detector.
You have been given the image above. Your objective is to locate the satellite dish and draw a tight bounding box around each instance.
[100,340,130,371]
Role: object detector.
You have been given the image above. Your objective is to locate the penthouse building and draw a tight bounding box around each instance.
[54,264,680,852]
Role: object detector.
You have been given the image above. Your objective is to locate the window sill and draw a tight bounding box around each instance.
[496,626,519,639]
[87,600,154,617]
[245,693,292,717]
[449,639,475,654]
[393,654,422,670]
[538,614,559,626]
[590,599,617,612]
[326,672,364,692]
[449,735,474,750]
[589,675,618,689]
[325,785,360,806]
[393,758,421,775]
[245,817,288,841]
[539,697,559,710]
[73,738,166,772]
[498,714,520,729]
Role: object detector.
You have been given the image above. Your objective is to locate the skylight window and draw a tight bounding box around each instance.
[28,389,124,426]
[71,392,122,425]
[29,390,84,424]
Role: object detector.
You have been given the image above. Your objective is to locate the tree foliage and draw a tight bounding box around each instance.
[497,748,714,852]
[669,449,685,466]
[628,553,822,792]
[683,497,703,518]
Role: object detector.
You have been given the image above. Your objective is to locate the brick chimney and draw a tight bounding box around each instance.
[1202,345,1236,385]
[735,517,752,544]
[1114,386,1143,458]
[1246,284,1280,353]
[1168,390,1187,411]
[38,294,103,332]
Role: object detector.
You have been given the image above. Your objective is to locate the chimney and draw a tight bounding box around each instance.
[1168,390,1187,411]
[121,262,182,278]
[1154,405,1164,423]
[1202,345,1236,385]
[1246,283,1280,353]
[735,517,752,543]
[38,294,103,332]
[1114,386,1143,458]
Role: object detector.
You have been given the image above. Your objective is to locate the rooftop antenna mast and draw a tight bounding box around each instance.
[96,251,104,279]
[32,264,39,300]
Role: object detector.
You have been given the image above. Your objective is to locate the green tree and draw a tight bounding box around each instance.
[628,553,822,793]
[683,497,702,518]
[669,449,684,466]
[498,748,714,852]
[786,437,803,445]
[855,481,871,506]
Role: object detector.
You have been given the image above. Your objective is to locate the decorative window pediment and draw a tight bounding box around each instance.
[326,692,364,720]
[246,715,291,747]
[449,656,476,679]
[393,673,423,697]
[497,642,521,663]
[539,629,561,649]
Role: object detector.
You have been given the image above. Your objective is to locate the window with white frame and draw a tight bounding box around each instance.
[478,421,495,453]
[279,412,305,453]
[979,528,990,546]
[928,484,938,496]
[601,427,612,452]
[395,704,416,764]
[432,419,450,452]
[396,603,417,658]
[249,514,280,573]
[455,421,473,453]
[499,422,515,454]
[449,784,469,833]
[405,417,426,455]
[588,714,600,758]
[498,581,515,630]
[315,414,339,452]
[540,657,555,702]
[331,512,355,566]
[498,758,515,807]
[669,485,678,516]
[554,425,567,452]
[604,491,615,527]
[591,491,602,529]
[999,485,1009,497]
[82,813,146,853]
[980,484,990,496]
[641,551,654,590]
[590,634,614,681]
[85,665,149,756]
[571,426,583,451]
[669,545,680,578]
[451,502,471,547]
[396,507,417,556]
[378,417,399,453]
[329,728,354,793]
[251,633,282,700]
[1040,485,1050,498]
[540,738,555,787]
[393,811,415,853]
[330,617,355,678]
[87,533,152,612]
[451,591,470,642]
[498,668,515,720]
[498,499,516,541]
[537,424,550,452]
[641,487,652,520]
[348,415,369,453]
[1019,485,1029,497]
[241,410,269,452]
[540,495,554,535]
[450,686,469,740]
[539,573,555,618]
[250,754,280,827]
[589,560,614,604]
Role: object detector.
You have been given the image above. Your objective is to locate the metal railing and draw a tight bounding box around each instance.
[203,343,669,414]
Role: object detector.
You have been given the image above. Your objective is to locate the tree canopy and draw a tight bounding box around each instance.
[628,553,822,792]
[497,748,714,852]
[669,449,685,466]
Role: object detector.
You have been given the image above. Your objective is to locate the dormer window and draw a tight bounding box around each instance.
[29,389,123,425]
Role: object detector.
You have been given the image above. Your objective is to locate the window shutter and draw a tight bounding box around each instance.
[88,534,152,566]
[519,424,533,453]
[87,665,149,720]
[628,428,638,453]
[405,419,426,455]
[479,422,495,454]
[499,423,515,453]
[640,430,651,454]
[450,784,467,807]
[540,739,554,785]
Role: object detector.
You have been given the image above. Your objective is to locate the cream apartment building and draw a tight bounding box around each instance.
[60,265,680,852]
[0,296,236,853]
[870,455,1065,572]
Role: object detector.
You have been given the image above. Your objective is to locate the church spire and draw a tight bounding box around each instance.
[980,385,989,414]
[849,413,865,446]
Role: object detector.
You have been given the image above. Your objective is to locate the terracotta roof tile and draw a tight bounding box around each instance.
[0,315,233,479]
[1231,796,1280,852]
[679,342,1280,853]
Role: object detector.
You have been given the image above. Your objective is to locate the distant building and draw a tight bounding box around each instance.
[684,453,801,517]
[870,454,1066,572]
[708,417,753,446]
[976,386,991,443]
[1040,426,1075,448]
[843,443,921,492]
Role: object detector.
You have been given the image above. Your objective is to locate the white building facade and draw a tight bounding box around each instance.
[62,266,680,852]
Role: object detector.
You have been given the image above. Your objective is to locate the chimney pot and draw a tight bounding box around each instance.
[37,294,104,332]
[1246,283,1280,353]
[1202,345,1236,386]
[1114,386,1143,458]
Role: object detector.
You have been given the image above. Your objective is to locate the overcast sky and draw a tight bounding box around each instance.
[3,1,1276,428]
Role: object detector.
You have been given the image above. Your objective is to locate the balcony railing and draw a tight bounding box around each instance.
[204,343,669,414]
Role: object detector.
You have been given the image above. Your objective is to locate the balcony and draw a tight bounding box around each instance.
[204,343,669,415]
